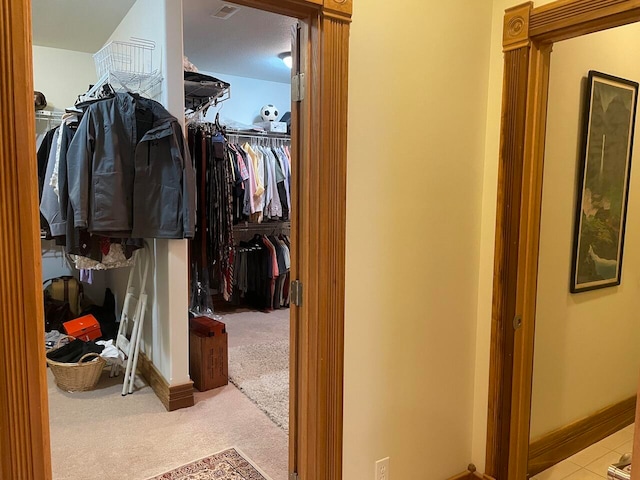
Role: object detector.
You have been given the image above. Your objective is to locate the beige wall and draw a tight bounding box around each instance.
[476,0,640,457]
[343,1,493,477]
[530,23,640,439]
[32,46,96,111]
[471,0,560,468]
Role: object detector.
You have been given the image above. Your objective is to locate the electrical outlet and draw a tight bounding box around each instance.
[375,457,390,480]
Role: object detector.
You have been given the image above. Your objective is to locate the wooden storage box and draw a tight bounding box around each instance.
[62,314,101,342]
[190,316,225,337]
[189,317,228,391]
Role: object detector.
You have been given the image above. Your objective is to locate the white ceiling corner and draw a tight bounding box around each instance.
[31,0,136,53]
[183,0,296,84]
[30,0,295,84]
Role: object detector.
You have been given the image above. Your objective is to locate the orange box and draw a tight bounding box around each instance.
[63,314,102,342]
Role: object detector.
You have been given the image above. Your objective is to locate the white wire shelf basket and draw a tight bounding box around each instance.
[93,38,163,99]
[94,38,157,78]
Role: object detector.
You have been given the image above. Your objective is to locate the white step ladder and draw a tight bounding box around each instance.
[111,243,150,396]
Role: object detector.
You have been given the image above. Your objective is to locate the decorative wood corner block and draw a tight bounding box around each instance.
[504,2,533,51]
[324,0,352,18]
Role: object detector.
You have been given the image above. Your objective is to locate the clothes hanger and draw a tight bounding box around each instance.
[214,112,222,132]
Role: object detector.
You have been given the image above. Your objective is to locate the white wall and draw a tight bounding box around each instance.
[530,23,640,439]
[32,46,96,111]
[106,0,190,386]
[344,1,493,478]
[198,70,290,126]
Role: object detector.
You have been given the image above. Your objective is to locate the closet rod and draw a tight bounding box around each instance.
[233,221,291,232]
[35,111,65,122]
[226,130,291,141]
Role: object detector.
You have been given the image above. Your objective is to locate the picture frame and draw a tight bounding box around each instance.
[570,71,639,293]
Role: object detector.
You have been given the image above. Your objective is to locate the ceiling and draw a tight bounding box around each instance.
[30,0,295,84]
[183,1,296,84]
[31,0,136,53]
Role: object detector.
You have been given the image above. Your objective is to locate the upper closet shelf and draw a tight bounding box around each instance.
[184,71,231,122]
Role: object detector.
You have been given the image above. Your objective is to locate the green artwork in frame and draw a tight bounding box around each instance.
[571,71,639,293]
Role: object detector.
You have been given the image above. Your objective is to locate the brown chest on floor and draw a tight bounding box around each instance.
[189,317,229,391]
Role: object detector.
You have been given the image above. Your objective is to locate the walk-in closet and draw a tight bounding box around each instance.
[33,1,296,479]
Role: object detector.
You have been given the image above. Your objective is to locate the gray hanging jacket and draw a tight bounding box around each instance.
[67,93,196,239]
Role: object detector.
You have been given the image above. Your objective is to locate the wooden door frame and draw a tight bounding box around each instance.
[0,1,351,479]
[485,1,640,479]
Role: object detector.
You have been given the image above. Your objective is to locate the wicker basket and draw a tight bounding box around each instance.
[46,337,106,392]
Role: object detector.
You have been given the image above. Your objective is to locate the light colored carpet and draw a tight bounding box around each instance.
[147,447,272,480]
[48,309,290,480]
[48,371,288,480]
[228,341,290,432]
[223,309,290,349]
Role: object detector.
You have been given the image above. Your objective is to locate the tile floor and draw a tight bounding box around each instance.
[532,424,635,479]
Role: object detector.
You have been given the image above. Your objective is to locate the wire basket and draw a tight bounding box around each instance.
[92,38,163,100]
[46,336,106,392]
[94,38,158,79]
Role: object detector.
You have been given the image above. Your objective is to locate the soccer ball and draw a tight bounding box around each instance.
[260,104,279,122]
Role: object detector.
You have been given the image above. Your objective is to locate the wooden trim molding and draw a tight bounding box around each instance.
[446,465,496,480]
[137,352,195,412]
[323,0,352,18]
[168,383,196,411]
[504,2,533,51]
[225,0,352,21]
[632,377,640,475]
[2,1,350,480]
[295,11,350,480]
[528,396,636,477]
[0,1,52,479]
[507,40,552,480]
[485,45,531,480]
[488,1,640,479]
[447,472,479,480]
[530,0,640,42]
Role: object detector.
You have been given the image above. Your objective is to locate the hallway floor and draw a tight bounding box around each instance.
[532,424,634,479]
[48,309,289,480]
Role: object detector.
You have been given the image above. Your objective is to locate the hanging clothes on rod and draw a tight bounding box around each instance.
[187,123,292,308]
[38,109,86,241]
[226,130,292,225]
[188,123,235,302]
[67,92,196,239]
[37,91,196,274]
[232,234,292,310]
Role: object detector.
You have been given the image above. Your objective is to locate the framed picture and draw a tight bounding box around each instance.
[571,71,639,293]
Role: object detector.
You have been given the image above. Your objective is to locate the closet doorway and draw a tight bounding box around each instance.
[183,3,297,478]
[0,1,351,480]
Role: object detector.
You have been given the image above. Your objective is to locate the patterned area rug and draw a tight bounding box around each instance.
[148,448,272,480]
